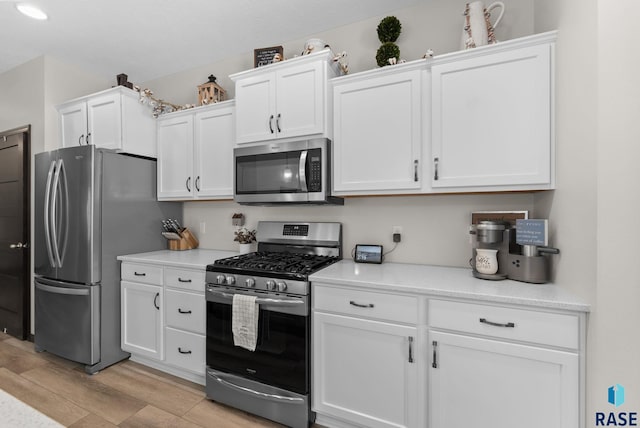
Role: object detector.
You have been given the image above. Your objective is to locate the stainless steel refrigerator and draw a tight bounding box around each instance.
[34,145,181,374]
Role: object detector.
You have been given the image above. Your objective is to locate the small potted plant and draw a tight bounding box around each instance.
[234,228,257,254]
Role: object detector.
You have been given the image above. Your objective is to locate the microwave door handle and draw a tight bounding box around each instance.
[43,160,56,268]
[299,150,308,192]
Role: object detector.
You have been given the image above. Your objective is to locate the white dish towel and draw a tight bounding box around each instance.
[232,294,259,351]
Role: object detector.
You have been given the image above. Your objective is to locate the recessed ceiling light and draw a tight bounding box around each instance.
[15,3,48,20]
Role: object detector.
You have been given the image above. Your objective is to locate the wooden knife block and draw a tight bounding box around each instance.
[167,228,199,251]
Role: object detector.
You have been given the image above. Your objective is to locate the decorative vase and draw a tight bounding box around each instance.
[475,248,499,275]
[238,243,255,254]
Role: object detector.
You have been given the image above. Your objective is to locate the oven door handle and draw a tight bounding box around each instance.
[208,371,305,404]
[206,288,305,306]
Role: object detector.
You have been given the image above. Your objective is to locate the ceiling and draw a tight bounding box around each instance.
[0,0,420,83]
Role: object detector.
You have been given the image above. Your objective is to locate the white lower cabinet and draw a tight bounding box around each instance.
[121,281,163,360]
[312,285,584,428]
[120,261,207,384]
[313,284,423,428]
[428,299,581,428]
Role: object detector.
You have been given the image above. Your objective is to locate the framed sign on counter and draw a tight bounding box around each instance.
[254,46,283,67]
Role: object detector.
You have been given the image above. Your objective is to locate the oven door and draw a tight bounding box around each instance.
[206,286,309,394]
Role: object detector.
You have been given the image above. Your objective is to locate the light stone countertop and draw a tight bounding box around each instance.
[117,249,238,270]
[309,260,590,313]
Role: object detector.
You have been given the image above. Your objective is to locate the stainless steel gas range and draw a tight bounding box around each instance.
[205,221,342,428]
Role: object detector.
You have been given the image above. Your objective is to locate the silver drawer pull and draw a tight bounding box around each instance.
[178,278,192,283]
[178,308,192,314]
[134,272,146,276]
[349,300,374,308]
[479,318,515,328]
[178,347,192,354]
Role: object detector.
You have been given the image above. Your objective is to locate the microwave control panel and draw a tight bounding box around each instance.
[308,151,322,192]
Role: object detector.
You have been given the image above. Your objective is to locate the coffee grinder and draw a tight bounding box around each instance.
[470,218,559,284]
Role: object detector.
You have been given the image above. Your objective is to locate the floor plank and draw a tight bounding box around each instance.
[68,413,118,428]
[0,341,49,374]
[183,399,284,428]
[0,367,89,426]
[92,362,203,417]
[21,364,147,425]
[120,405,203,428]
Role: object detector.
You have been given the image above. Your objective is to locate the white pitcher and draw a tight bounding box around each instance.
[460,1,505,50]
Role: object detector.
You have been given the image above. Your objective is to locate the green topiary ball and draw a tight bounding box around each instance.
[377,16,402,43]
[376,42,400,67]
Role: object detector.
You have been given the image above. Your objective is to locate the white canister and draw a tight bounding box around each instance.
[475,248,499,275]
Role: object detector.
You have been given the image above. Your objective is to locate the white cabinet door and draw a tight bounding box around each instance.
[194,105,234,199]
[87,92,122,150]
[313,312,420,428]
[235,73,276,144]
[276,60,325,140]
[333,68,423,194]
[59,101,88,147]
[157,114,194,200]
[431,42,552,189]
[121,281,163,360]
[429,330,579,428]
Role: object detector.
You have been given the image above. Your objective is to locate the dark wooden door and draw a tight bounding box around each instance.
[0,126,30,339]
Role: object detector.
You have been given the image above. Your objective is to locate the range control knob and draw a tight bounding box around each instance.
[215,274,226,285]
[225,275,236,285]
[265,280,276,291]
[245,278,256,288]
[276,281,287,292]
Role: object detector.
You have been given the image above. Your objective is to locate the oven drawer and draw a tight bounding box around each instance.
[165,327,205,375]
[313,284,418,324]
[428,299,579,349]
[121,263,163,285]
[165,268,205,292]
[166,289,205,334]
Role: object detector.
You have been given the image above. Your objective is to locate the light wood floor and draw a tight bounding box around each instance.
[0,332,308,427]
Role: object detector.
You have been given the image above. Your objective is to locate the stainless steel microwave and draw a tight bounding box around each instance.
[233,138,343,205]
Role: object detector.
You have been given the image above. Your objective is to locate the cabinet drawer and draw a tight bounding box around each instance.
[313,284,418,324]
[165,289,205,334]
[428,299,579,349]
[121,263,163,285]
[165,268,205,292]
[165,327,205,375]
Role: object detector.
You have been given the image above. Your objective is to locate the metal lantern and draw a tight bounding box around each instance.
[197,74,226,106]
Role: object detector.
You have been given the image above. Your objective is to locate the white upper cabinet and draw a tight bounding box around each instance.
[430,32,556,191]
[332,61,426,195]
[231,49,340,144]
[57,86,156,158]
[157,101,235,201]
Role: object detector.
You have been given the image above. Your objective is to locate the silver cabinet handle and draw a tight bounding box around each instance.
[432,340,438,368]
[269,115,274,133]
[178,308,192,314]
[86,132,91,145]
[78,134,84,145]
[153,292,160,310]
[134,272,146,276]
[195,176,200,192]
[178,278,192,283]
[276,113,281,133]
[178,347,192,354]
[414,159,419,182]
[434,157,439,181]
[408,336,414,363]
[186,177,191,192]
[479,318,515,328]
[349,300,374,308]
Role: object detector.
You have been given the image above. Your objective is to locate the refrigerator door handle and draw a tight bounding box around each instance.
[50,159,63,268]
[35,281,91,296]
[43,160,57,268]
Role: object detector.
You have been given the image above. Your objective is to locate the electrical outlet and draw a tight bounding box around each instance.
[392,226,402,243]
[200,222,206,234]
